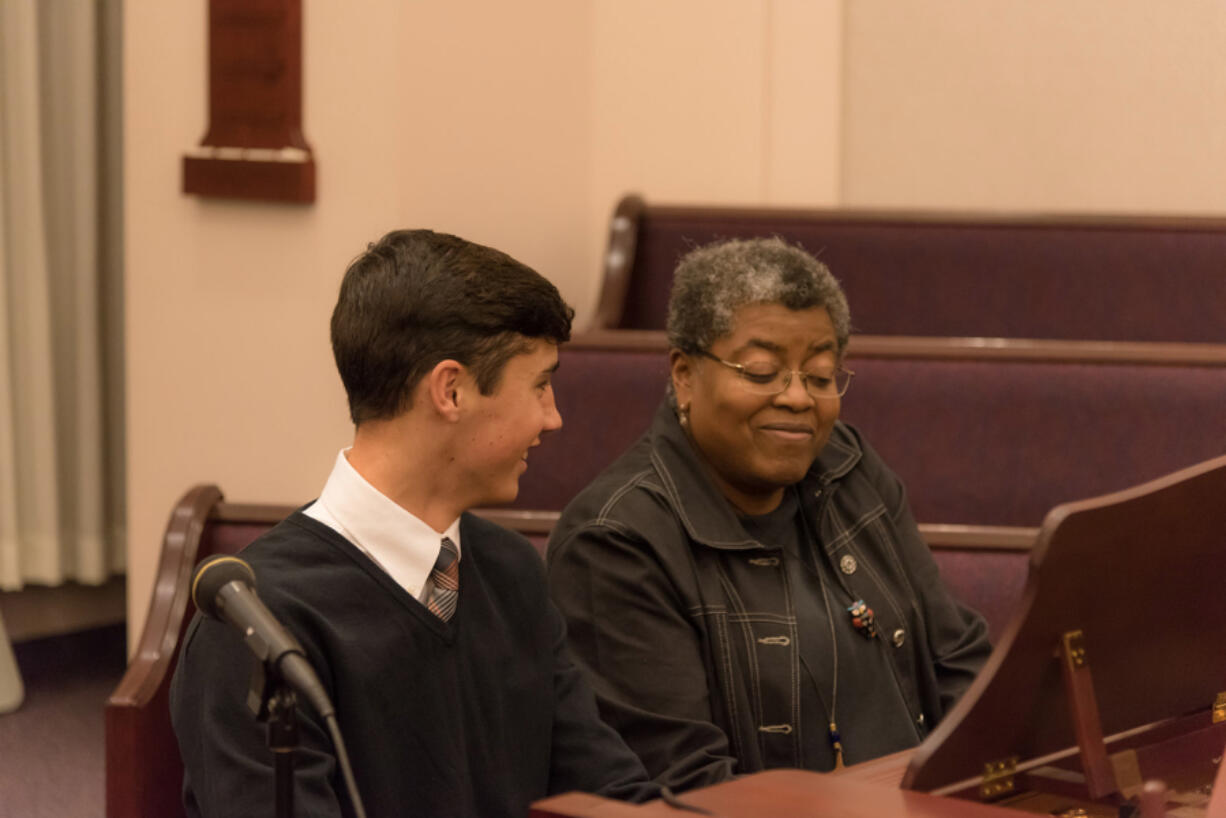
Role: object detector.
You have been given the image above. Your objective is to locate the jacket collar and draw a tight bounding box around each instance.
[647,401,862,551]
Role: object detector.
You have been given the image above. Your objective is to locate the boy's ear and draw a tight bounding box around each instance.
[425,359,465,421]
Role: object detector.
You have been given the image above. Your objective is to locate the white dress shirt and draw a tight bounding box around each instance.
[304,449,461,600]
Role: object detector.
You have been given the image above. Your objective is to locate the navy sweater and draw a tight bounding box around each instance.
[170,510,654,818]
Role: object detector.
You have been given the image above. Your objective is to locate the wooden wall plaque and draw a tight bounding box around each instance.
[182,0,315,203]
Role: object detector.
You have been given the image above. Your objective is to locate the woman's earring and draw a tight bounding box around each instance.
[679,403,691,429]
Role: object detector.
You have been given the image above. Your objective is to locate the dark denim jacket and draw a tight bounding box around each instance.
[547,401,991,791]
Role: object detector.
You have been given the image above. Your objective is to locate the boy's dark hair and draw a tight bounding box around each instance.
[331,229,574,425]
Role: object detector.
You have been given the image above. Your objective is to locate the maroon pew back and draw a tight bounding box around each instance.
[517,333,1226,529]
[596,194,1226,343]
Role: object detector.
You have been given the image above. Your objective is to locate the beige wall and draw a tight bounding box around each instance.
[124,0,1226,641]
[842,0,1226,212]
[123,1,843,640]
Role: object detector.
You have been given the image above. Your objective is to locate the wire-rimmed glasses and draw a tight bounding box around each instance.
[697,350,854,400]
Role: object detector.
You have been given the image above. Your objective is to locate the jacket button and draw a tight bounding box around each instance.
[839,555,857,575]
[892,628,906,647]
[758,723,794,735]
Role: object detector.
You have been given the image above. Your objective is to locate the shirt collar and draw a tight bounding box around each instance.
[306,449,461,598]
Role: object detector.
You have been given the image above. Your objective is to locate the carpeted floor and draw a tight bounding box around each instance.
[0,624,127,818]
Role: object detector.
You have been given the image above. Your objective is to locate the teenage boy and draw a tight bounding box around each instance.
[171,229,656,817]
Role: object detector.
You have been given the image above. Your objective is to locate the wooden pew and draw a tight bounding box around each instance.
[106,486,1032,818]
[106,488,288,818]
[109,333,1224,816]
[103,489,557,818]
[594,194,1226,342]
[520,331,1226,529]
[511,331,1226,639]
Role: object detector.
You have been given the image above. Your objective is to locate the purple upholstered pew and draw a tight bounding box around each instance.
[594,194,1226,343]
[512,331,1226,639]
[843,349,1226,527]
[519,333,1226,527]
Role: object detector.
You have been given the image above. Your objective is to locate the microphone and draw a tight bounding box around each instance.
[191,555,334,720]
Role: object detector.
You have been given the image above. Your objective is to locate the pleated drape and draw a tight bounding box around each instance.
[0,0,124,589]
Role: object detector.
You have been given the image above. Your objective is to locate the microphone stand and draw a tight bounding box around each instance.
[268,685,299,818]
[250,661,299,818]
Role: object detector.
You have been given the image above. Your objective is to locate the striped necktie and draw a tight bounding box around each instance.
[426,537,460,621]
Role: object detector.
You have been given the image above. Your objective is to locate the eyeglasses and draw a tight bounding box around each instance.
[697,350,854,399]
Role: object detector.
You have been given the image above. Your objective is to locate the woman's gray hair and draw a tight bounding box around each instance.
[666,236,851,356]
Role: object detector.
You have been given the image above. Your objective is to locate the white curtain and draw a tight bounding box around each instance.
[0,0,125,589]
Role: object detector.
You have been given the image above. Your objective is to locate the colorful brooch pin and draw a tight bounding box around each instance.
[847,599,878,639]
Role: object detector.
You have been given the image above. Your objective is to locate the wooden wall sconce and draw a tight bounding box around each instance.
[182,0,316,203]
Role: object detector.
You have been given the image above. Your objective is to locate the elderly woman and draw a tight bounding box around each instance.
[546,237,991,791]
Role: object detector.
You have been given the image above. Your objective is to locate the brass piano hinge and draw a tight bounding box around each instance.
[1062,630,1088,669]
[1213,692,1226,724]
[979,756,1018,801]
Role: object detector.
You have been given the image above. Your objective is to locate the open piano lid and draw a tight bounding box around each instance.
[904,452,1226,800]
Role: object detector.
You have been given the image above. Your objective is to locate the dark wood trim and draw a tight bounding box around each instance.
[918,524,1036,551]
[641,198,1226,233]
[182,0,316,203]
[532,767,1029,817]
[568,329,1226,367]
[212,501,296,523]
[848,335,1226,366]
[474,507,1034,553]
[106,484,224,818]
[591,194,646,331]
[471,508,560,536]
[182,155,315,203]
[109,486,222,709]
